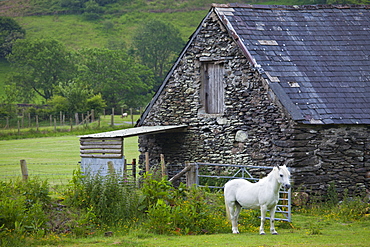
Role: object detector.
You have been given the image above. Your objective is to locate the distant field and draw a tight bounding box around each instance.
[0,135,139,184]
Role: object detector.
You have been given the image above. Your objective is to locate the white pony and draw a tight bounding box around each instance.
[224,165,291,235]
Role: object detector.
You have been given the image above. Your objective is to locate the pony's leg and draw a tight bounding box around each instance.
[233,203,242,234]
[228,201,241,234]
[269,206,278,235]
[259,205,267,235]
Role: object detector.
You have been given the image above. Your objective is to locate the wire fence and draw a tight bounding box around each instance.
[0,163,80,185]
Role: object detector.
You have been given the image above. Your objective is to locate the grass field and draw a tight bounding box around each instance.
[27,213,370,246]
[0,133,139,184]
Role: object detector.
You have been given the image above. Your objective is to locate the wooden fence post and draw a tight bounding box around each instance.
[124,159,127,178]
[108,161,115,176]
[145,152,149,173]
[36,115,39,131]
[160,154,166,178]
[75,113,79,125]
[111,108,114,127]
[130,108,134,126]
[20,159,28,180]
[169,164,191,184]
[91,109,95,122]
[186,162,197,188]
[132,158,136,180]
[21,109,24,128]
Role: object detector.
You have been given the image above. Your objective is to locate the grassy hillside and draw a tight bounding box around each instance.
[13,10,208,49]
[1,0,363,99]
[2,0,316,51]
[0,7,209,98]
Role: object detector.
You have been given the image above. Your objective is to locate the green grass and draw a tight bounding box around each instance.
[0,135,80,164]
[27,213,369,246]
[13,10,207,50]
[0,129,139,184]
[0,114,138,139]
[0,134,139,164]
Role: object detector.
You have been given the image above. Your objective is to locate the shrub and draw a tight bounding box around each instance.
[0,178,50,241]
[138,173,174,212]
[65,169,141,226]
[298,186,369,222]
[142,176,230,235]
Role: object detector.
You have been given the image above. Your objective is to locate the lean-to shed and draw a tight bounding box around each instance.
[136,4,370,197]
[79,125,187,176]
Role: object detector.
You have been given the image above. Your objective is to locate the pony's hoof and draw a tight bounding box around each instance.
[272,232,278,235]
[260,232,266,235]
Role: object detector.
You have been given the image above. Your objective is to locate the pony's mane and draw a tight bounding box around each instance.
[259,167,278,183]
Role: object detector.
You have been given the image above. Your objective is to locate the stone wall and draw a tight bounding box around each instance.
[288,124,370,197]
[138,10,369,198]
[139,11,293,178]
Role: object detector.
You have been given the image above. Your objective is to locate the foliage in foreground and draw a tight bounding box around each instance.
[0,173,369,246]
[65,169,142,226]
[141,173,231,235]
[0,178,50,246]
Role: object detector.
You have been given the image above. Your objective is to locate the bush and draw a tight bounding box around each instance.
[144,186,230,235]
[138,173,174,212]
[65,169,141,226]
[140,174,230,235]
[0,178,50,243]
[297,186,369,223]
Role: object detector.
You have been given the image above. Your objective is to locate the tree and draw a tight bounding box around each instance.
[133,19,184,86]
[0,17,26,58]
[75,48,154,109]
[6,38,77,102]
[83,0,103,20]
[48,81,106,115]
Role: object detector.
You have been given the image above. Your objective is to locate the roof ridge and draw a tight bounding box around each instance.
[211,3,370,10]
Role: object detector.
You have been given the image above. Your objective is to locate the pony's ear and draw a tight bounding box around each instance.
[275,164,280,170]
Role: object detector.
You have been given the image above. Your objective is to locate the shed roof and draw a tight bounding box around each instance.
[214,4,370,124]
[79,125,188,139]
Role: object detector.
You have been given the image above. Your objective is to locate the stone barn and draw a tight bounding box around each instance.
[136,4,370,197]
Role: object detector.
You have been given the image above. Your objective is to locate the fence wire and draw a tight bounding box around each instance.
[0,163,80,185]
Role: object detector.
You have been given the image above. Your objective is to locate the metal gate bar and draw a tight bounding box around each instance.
[195,162,292,222]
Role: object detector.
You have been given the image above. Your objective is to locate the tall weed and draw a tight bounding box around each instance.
[65,169,141,226]
[297,185,369,222]
[141,174,230,235]
[144,188,230,235]
[0,178,50,246]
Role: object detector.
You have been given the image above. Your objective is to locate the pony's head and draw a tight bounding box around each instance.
[274,165,291,190]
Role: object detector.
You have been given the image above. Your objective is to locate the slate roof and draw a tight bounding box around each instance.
[215,4,370,124]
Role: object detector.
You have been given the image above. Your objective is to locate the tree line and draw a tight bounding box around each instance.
[0,16,184,119]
